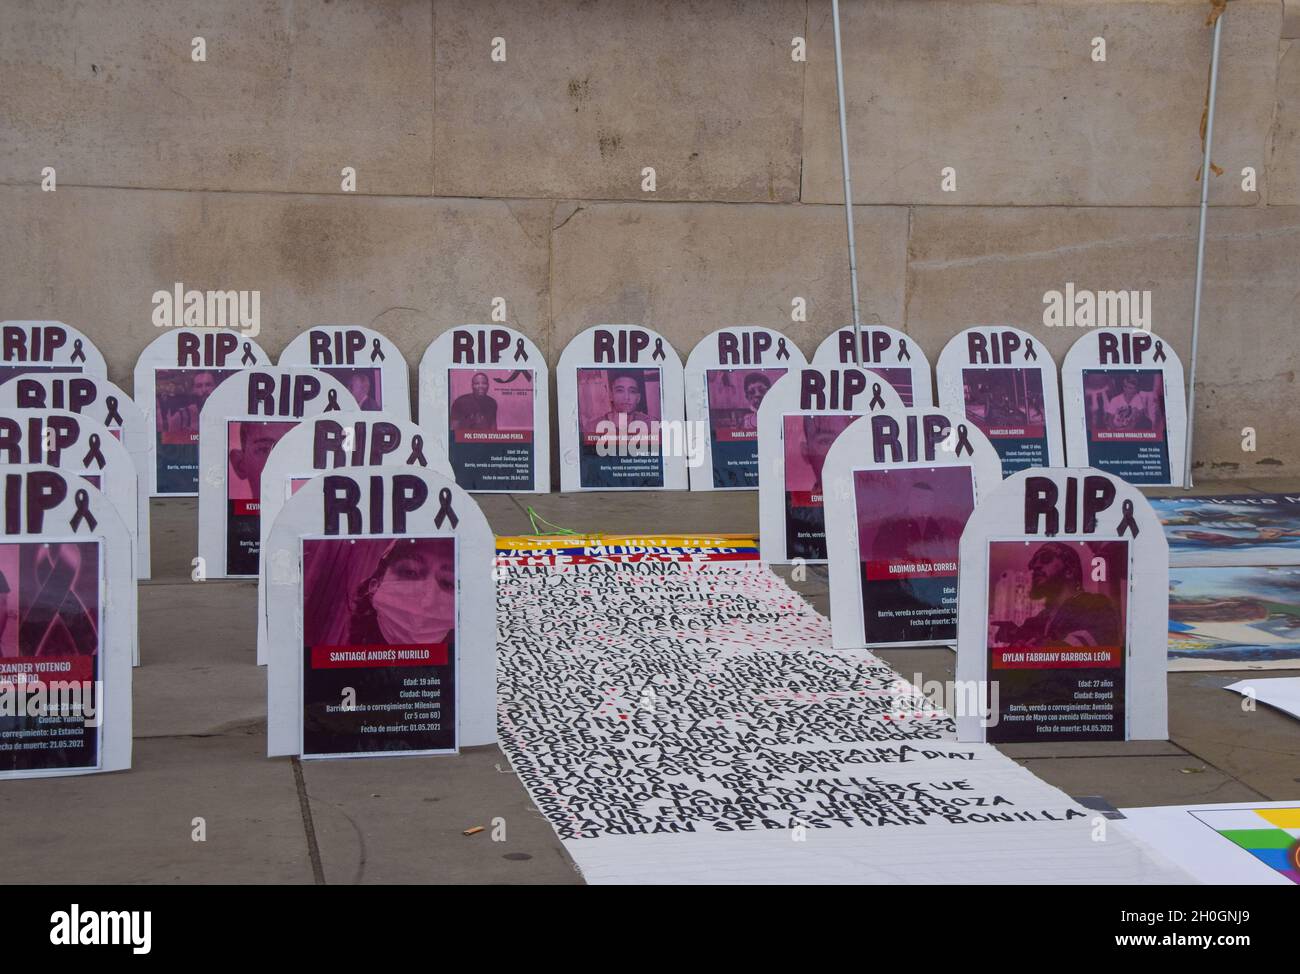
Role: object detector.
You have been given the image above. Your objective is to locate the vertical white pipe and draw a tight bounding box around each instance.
[831,0,863,365]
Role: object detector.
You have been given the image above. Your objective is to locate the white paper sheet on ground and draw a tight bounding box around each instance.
[1114,803,1300,885]
[0,376,152,579]
[955,468,1168,743]
[823,407,1001,649]
[496,552,1189,884]
[556,325,687,492]
[0,467,134,779]
[1226,678,1300,722]
[683,326,806,491]
[278,325,410,421]
[254,412,453,664]
[757,366,903,565]
[811,325,934,407]
[264,466,496,757]
[935,326,1064,477]
[1061,328,1186,487]
[133,329,272,496]
[0,320,108,381]
[417,325,551,494]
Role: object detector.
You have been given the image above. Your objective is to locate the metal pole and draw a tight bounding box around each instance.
[1185,12,1223,488]
[831,0,863,366]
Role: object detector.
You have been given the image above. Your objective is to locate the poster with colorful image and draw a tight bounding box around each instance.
[783,414,857,560]
[577,367,664,488]
[154,367,237,493]
[0,541,102,773]
[705,367,786,488]
[854,466,973,643]
[322,367,383,412]
[986,538,1128,743]
[1151,493,1300,566]
[1189,807,1300,884]
[1168,565,1300,669]
[1082,368,1169,484]
[301,537,457,757]
[447,368,534,491]
[962,368,1047,473]
[226,420,296,576]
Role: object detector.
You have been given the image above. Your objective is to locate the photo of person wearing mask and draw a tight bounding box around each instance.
[349,540,456,649]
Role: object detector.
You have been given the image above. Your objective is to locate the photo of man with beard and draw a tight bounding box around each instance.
[991,541,1120,648]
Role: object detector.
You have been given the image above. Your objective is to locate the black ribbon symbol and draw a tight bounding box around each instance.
[897,339,911,362]
[1154,340,1166,362]
[326,389,341,412]
[241,342,256,365]
[869,382,885,410]
[495,370,529,384]
[406,434,428,467]
[24,542,97,655]
[370,338,385,362]
[82,433,106,469]
[434,487,458,529]
[1116,499,1140,538]
[1024,339,1038,361]
[513,338,528,362]
[71,339,86,363]
[776,338,790,361]
[104,395,124,427]
[69,490,97,533]
[954,423,973,456]
[652,338,666,361]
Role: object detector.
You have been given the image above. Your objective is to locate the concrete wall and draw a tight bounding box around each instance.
[1,0,1296,480]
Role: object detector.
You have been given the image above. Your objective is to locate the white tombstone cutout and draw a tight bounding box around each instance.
[557,325,687,492]
[279,325,410,421]
[133,328,272,496]
[255,412,454,665]
[265,466,495,758]
[824,407,1002,649]
[684,326,806,491]
[196,369,357,580]
[936,326,1064,476]
[955,467,1168,743]
[757,366,904,565]
[812,324,935,407]
[0,467,133,778]
[417,325,550,493]
[0,320,108,383]
[1061,328,1187,487]
[0,377,152,578]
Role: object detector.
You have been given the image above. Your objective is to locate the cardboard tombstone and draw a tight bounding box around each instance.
[936,326,1064,476]
[812,324,935,407]
[824,407,1002,649]
[955,467,1168,743]
[1062,328,1187,487]
[279,325,410,421]
[417,325,550,493]
[0,320,107,384]
[757,366,904,565]
[265,466,495,759]
[0,376,151,572]
[557,325,687,491]
[196,369,357,579]
[133,328,272,496]
[255,412,454,664]
[684,326,806,491]
[0,467,134,778]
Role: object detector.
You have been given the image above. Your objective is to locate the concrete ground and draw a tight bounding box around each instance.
[4,482,1298,884]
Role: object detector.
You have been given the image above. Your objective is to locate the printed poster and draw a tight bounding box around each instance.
[1151,493,1300,566]
[226,420,296,576]
[986,538,1128,743]
[783,414,856,560]
[321,367,382,412]
[578,367,664,488]
[1082,369,1169,484]
[962,367,1047,474]
[447,368,534,491]
[0,541,102,773]
[301,537,457,757]
[705,367,785,488]
[154,367,237,493]
[1169,566,1300,668]
[854,466,972,643]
